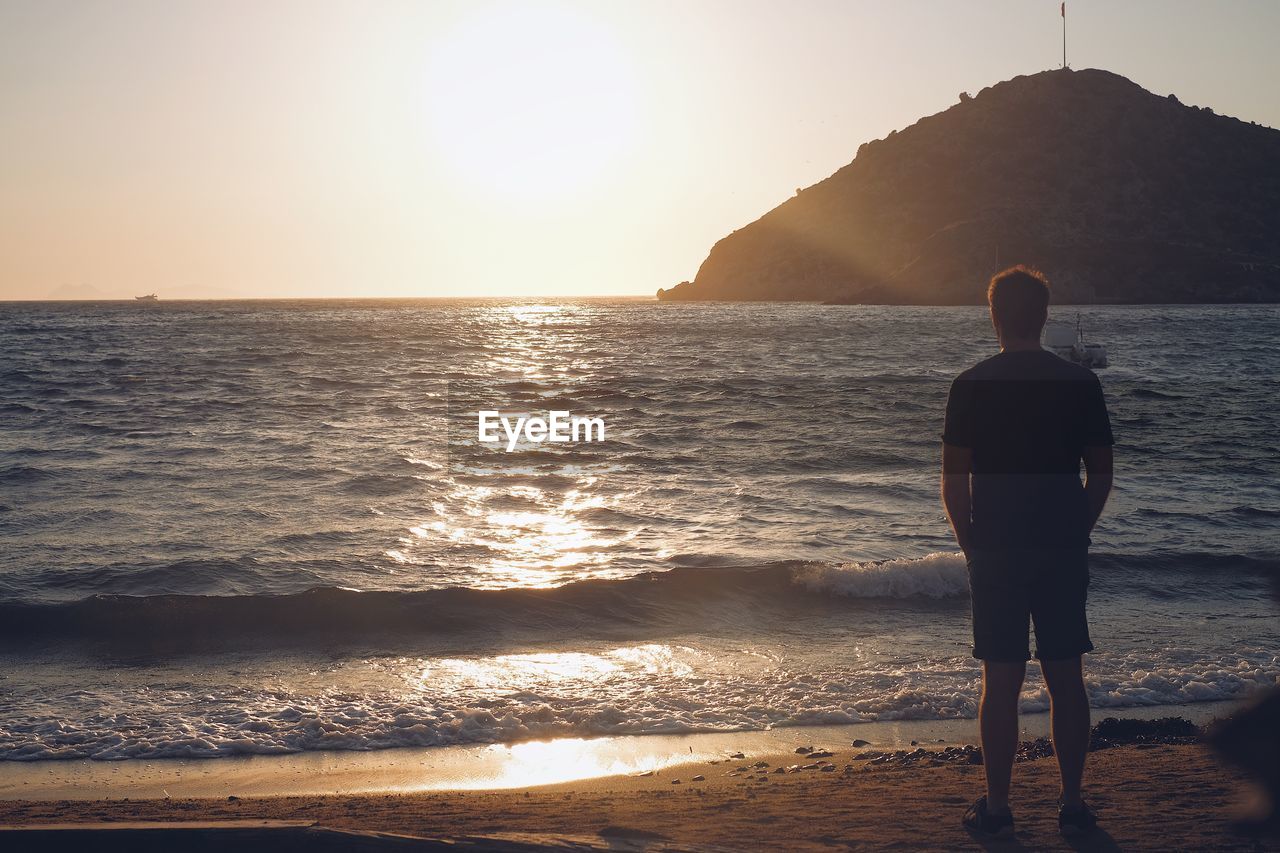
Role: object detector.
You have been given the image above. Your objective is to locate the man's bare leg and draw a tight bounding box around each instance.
[979,660,1026,812]
[1042,656,1090,809]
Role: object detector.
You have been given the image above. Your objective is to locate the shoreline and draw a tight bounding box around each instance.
[2,739,1271,851]
[0,700,1240,801]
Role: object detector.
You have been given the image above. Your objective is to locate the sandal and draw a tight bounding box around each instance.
[962,795,1015,838]
[1059,799,1098,837]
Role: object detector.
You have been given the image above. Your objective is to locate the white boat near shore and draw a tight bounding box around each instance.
[1043,314,1108,368]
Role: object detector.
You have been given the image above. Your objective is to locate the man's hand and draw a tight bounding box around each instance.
[941,442,974,556]
[1082,445,1114,534]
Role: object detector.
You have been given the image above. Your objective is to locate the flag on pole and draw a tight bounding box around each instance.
[1061,2,1065,17]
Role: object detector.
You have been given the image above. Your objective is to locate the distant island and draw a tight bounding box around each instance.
[658,68,1280,304]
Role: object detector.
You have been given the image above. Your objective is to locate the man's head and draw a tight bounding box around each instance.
[987,265,1050,344]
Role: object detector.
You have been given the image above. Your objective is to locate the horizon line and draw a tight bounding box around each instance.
[0,294,661,303]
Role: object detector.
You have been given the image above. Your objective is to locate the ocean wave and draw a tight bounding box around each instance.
[0,465,57,484]
[340,473,427,496]
[1230,505,1280,519]
[2,648,1273,761]
[796,552,968,599]
[1128,388,1188,400]
[1,552,1275,649]
[0,558,964,648]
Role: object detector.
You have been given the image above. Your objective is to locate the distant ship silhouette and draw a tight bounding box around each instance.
[134,294,158,302]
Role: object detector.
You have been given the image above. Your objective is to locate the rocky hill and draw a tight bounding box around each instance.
[658,69,1280,303]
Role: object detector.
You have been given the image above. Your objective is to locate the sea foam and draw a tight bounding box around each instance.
[2,647,1273,761]
[794,552,969,599]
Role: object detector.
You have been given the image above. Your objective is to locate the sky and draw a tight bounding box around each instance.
[2,0,1278,300]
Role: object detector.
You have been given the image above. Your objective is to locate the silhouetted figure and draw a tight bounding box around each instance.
[941,266,1114,839]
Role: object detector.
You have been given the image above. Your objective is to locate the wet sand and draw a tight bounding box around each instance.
[0,701,1240,801]
[2,741,1274,851]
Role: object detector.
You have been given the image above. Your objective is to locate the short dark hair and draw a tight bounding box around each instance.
[987,265,1050,339]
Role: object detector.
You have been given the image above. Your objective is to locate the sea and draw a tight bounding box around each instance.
[0,299,1276,762]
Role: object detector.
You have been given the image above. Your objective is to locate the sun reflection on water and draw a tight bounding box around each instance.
[463,737,672,789]
[402,478,630,588]
[384,301,639,587]
[413,645,695,690]
[482,303,575,382]
[396,646,711,789]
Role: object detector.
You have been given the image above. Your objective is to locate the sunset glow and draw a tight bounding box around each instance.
[424,4,640,206]
[4,1,1278,298]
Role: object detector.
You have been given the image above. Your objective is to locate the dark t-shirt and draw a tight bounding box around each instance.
[942,349,1114,549]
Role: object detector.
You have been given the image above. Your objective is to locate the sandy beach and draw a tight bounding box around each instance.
[3,729,1276,851]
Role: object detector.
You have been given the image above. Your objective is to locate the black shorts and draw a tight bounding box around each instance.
[965,547,1094,663]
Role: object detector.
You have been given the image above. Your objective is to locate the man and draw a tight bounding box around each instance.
[941,265,1114,839]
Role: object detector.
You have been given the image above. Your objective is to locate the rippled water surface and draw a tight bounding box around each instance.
[1,300,1277,759]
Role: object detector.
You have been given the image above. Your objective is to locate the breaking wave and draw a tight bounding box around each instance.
[0,556,970,649]
[2,551,1272,650]
[797,552,968,598]
[3,646,1274,761]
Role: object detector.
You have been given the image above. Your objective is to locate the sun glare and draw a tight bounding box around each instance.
[424,4,640,206]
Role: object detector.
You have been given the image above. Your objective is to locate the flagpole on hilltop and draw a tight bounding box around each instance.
[1061,2,1067,69]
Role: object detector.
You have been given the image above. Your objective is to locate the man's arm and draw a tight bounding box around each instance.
[941,442,974,555]
[1081,445,1114,533]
